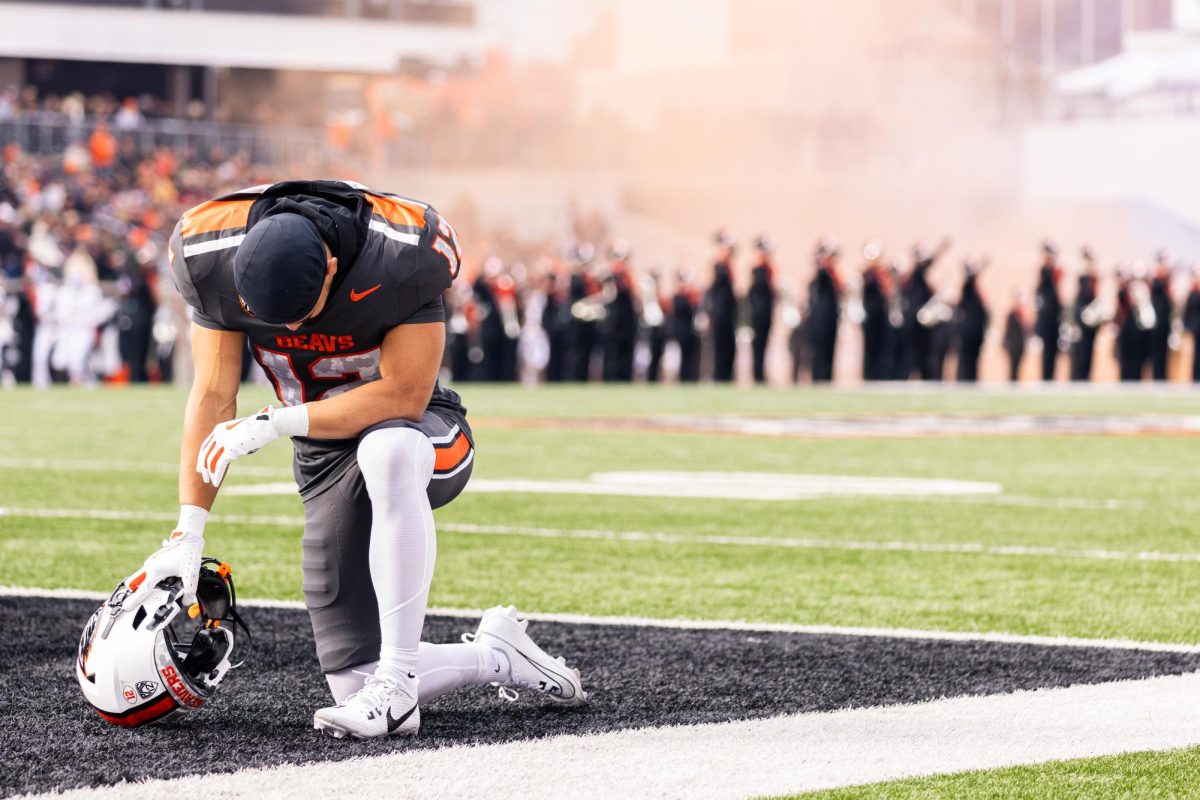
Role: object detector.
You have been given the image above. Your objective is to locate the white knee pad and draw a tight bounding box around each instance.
[357,427,436,492]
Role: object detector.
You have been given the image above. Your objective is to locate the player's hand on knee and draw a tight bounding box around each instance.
[125,528,204,606]
[196,404,308,487]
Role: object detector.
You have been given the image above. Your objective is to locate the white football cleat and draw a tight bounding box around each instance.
[313,672,420,739]
[463,605,587,706]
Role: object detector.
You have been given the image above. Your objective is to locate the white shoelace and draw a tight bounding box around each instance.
[344,674,406,710]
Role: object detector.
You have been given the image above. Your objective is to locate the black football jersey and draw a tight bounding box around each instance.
[168,180,464,496]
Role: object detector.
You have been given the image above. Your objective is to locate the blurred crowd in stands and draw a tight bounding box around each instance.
[0,102,279,386]
[3,95,1200,388]
[0,86,208,126]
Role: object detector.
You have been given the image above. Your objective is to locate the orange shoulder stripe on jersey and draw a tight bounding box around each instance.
[366,194,426,229]
[433,432,471,472]
[180,199,254,238]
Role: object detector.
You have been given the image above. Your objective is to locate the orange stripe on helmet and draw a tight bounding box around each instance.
[434,433,471,473]
[180,199,254,237]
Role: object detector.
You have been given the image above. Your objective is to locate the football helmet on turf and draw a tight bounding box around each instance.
[76,558,250,727]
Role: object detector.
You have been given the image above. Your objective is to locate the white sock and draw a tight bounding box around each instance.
[357,427,437,681]
[326,643,510,704]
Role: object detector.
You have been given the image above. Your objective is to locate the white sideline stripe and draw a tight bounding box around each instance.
[17,671,1200,800]
[181,234,246,257]
[3,585,1198,654]
[367,218,421,246]
[6,505,1200,567]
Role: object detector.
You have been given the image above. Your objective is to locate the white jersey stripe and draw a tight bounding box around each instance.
[427,424,461,446]
[182,234,246,257]
[367,219,421,246]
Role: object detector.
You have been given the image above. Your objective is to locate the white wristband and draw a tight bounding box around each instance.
[270,403,310,438]
[176,505,209,539]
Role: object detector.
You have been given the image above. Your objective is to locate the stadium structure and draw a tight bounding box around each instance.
[0,0,483,112]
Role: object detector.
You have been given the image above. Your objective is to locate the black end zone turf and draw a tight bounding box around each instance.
[4,597,1200,797]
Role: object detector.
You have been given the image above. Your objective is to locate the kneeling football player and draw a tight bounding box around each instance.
[125,180,585,739]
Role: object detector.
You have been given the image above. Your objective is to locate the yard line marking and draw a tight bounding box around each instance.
[219,476,1200,513]
[224,473,1002,500]
[7,456,1200,513]
[18,671,1200,799]
[0,507,302,526]
[3,586,1198,654]
[444,521,1200,564]
[0,457,292,477]
[465,473,1002,500]
[5,506,1200,566]
[885,492,1199,512]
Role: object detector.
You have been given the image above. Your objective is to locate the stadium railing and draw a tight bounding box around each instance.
[0,114,326,165]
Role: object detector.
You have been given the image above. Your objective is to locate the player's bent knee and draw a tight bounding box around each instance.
[357,426,435,490]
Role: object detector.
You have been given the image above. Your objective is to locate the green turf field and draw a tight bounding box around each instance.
[2,384,1198,797]
[2,385,1198,641]
[785,744,1200,799]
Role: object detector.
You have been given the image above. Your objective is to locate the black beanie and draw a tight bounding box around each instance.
[234,213,327,324]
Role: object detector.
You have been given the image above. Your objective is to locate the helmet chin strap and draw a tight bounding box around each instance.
[147,559,253,683]
[192,557,253,673]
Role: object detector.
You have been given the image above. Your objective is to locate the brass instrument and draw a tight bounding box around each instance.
[916,292,954,328]
[639,274,665,328]
[845,271,865,326]
[1079,296,1111,328]
[1131,281,1157,331]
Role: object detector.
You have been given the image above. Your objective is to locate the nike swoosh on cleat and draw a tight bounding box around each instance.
[350,284,383,302]
[387,704,417,733]
[517,650,576,700]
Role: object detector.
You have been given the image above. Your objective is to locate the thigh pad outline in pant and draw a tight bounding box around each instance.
[301,407,474,673]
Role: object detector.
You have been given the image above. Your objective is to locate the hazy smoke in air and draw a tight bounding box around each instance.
[571,1,1023,266]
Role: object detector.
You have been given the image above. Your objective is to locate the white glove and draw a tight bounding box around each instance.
[126,527,205,607]
[196,404,308,487]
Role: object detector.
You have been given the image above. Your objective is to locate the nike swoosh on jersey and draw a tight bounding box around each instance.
[350,284,383,302]
[386,703,417,733]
